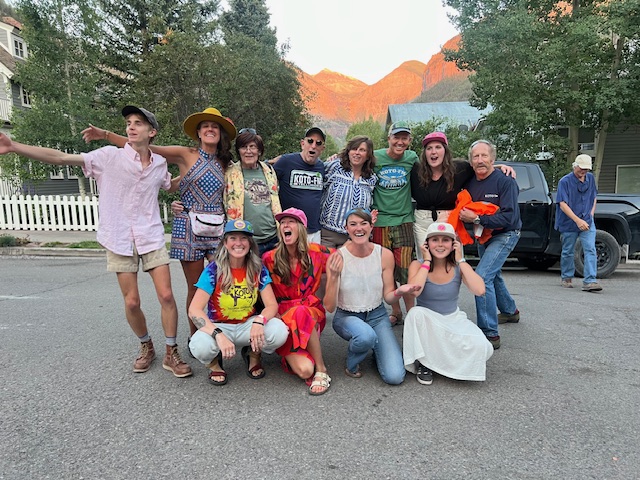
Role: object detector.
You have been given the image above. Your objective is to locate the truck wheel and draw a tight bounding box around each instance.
[574,229,619,279]
[518,257,558,271]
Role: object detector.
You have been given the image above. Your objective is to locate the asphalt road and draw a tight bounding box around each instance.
[1,257,639,479]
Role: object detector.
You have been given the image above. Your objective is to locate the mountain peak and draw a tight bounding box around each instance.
[300,34,468,126]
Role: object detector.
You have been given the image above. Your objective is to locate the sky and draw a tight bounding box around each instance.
[265,1,460,85]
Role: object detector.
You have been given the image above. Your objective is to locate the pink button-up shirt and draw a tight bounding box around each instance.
[82,144,171,256]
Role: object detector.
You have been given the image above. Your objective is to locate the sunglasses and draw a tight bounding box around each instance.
[239,128,257,135]
[305,138,324,146]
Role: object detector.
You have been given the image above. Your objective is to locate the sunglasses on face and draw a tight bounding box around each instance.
[305,138,324,146]
[239,128,257,134]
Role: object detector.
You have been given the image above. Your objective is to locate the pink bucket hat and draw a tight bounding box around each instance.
[275,207,308,228]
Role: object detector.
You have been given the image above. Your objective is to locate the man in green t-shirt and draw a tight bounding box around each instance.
[372,121,419,326]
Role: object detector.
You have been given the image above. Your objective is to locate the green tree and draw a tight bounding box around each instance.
[444,0,640,182]
[7,0,112,191]
[218,0,277,49]
[345,117,386,150]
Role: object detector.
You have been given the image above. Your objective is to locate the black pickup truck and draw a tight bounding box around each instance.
[470,162,640,278]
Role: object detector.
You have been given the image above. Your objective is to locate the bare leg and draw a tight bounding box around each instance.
[147,264,178,338]
[285,328,329,394]
[180,259,205,336]
[402,292,415,312]
[115,272,147,337]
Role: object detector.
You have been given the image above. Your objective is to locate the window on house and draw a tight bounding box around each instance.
[66,165,80,179]
[616,165,640,194]
[20,86,31,107]
[13,39,24,58]
[49,167,64,180]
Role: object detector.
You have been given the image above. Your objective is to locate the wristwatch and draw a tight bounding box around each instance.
[457,258,467,264]
[473,215,481,225]
[211,328,223,339]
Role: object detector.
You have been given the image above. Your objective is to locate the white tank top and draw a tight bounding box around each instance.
[338,244,384,312]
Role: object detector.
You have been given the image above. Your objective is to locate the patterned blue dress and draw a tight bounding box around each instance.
[170,149,225,261]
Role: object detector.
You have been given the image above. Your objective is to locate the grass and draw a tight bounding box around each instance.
[42,241,64,247]
[67,241,102,249]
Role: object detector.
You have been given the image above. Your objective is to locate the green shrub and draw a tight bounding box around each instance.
[0,235,17,247]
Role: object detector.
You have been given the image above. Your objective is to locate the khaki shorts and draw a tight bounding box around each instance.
[106,245,170,273]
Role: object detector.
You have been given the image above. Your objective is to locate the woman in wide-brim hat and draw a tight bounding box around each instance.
[82,107,238,338]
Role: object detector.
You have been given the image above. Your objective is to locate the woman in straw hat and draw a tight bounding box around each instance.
[402,222,493,386]
[82,108,237,338]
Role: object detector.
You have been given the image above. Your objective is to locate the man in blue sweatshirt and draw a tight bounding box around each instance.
[459,140,521,350]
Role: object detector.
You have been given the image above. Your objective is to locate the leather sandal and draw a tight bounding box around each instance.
[389,311,403,327]
[309,371,331,396]
[207,353,227,386]
[241,346,266,380]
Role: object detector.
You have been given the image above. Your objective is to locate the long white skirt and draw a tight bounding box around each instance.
[403,306,493,381]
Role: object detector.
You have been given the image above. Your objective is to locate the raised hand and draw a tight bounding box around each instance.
[81,124,107,144]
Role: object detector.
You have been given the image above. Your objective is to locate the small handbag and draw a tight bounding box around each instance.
[184,207,224,237]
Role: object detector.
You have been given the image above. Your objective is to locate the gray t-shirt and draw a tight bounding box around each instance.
[242,167,277,243]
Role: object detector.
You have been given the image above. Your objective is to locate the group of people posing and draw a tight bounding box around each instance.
[1,103,599,394]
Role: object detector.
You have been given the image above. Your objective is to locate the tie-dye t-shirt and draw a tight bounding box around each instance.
[195,263,272,323]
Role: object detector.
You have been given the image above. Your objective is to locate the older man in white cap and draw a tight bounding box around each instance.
[555,154,602,292]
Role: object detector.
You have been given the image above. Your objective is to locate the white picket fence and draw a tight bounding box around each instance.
[0,194,170,231]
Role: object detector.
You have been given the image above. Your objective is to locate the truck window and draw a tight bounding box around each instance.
[513,165,532,192]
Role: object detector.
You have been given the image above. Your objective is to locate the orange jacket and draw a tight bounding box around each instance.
[448,189,499,245]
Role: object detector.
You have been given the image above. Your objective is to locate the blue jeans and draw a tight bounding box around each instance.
[332,304,405,385]
[475,230,520,338]
[560,222,597,284]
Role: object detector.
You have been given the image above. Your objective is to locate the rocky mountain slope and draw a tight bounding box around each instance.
[300,35,470,126]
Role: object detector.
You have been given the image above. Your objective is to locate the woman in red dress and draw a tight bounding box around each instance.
[262,207,340,395]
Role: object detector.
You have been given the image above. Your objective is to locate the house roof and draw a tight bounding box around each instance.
[1,17,23,30]
[0,46,16,73]
[386,101,493,129]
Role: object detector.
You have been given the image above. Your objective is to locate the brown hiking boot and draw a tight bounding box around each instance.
[163,345,193,378]
[133,340,155,373]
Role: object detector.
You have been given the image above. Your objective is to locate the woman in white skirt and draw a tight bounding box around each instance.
[403,222,493,385]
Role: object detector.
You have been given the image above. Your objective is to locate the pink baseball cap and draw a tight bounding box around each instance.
[275,207,308,228]
[422,131,448,147]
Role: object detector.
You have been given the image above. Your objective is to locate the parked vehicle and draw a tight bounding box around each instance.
[466,162,640,278]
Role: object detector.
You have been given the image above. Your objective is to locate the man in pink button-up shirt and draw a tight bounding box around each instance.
[0,106,192,378]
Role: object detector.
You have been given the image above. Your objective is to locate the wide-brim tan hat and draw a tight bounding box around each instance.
[182,108,237,142]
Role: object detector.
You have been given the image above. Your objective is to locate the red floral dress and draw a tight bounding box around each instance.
[262,244,332,366]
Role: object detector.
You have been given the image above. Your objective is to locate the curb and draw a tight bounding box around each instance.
[0,247,106,258]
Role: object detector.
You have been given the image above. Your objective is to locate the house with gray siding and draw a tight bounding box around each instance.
[0,17,92,196]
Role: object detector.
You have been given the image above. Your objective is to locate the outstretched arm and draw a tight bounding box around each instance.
[382,248,421,303]
[0,133,84,166]
[82,124,127,148]
[82,124,191,166]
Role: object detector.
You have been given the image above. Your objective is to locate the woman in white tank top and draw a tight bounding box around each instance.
[324,208,420,384]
